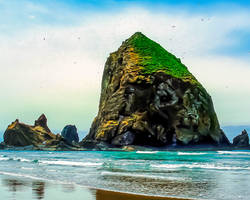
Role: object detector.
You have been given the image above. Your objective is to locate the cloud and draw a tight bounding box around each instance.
[0,5,250,131]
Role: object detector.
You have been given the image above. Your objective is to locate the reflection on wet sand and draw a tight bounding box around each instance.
[2,178,46,200]
[2,179,27,192]
[62,183,76,193]
[1,177,96,200]
[32,182,45,199]
[1,177,194,200]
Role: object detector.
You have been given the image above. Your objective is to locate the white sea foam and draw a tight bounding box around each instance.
[39,160,103,167]
[0,155,103,167]
[21,167,34,170]
[0,156,32,162]
[178,152,207,155]
[217,151,250,155]
[101,171,185,181]
[0,157,9,161]
[0,171,48,181]
[47,169,57,172]
[12,157,32,162]
[151,163,250,170]
[0,171,78,186]
[136,151,158,154]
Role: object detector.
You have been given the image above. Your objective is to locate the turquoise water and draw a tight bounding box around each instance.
[0,150,249,200]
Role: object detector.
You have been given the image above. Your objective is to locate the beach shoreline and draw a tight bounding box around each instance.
[0,174,196,200]
[0,149,249,200]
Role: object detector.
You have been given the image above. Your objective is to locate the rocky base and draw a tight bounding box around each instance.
[0,142,84,151]
[0,141,249,152]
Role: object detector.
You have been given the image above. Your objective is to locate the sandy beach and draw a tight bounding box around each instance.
[94,189,193,200]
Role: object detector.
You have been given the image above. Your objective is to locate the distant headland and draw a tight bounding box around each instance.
[1,32,249,151]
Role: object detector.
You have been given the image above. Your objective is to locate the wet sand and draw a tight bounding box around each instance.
[0,174,194,200]
[94,189,193,200]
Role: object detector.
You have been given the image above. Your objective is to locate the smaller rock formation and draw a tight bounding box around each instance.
[34,114,51,133]
[4,115,57,147]
[233,129,249,147]
[0,142,5,149]
[61,125,79,144]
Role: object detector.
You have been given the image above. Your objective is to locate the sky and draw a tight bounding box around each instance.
[0,0,250,133]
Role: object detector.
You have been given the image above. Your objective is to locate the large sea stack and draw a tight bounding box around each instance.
[83,32,230,147]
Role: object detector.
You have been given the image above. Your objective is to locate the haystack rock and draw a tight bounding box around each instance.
[61,125,79,144]
[4,114,57,146]
[233,129,249,147]
[82,32,230,147]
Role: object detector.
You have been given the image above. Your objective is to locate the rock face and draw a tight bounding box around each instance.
[34,114,51,133]
[61,125,79,144]
[83,32,230,147]
[233,129,249,147]
[4,114,57,146]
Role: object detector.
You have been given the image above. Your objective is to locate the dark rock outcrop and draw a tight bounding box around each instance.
[61,125,79,144]
[233,129,249,147]
[34,114,51,133]
[0,142,5,149]
[111,131,135,146]
[4,115,57,146]
[82,32,230,147]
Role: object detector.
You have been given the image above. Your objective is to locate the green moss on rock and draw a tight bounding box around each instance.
[126,32,197,83]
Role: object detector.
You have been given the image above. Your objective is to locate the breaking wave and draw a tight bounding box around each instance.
[178,152,208,155]
[217,151,250,155]
[0,155,103,167]
[151,163,250,170]
[0,171,48,181]
[101,171,186,181]
[136,151,159,154]
[39,160,103,167]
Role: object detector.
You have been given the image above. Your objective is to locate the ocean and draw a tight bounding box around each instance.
[0,150,249,200]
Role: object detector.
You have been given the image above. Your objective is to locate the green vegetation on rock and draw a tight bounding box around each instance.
[127,32,197,83]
